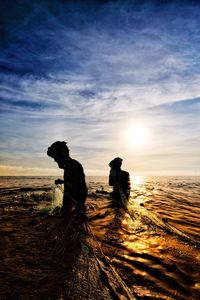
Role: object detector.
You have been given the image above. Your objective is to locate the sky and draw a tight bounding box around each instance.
[0,0,200,176]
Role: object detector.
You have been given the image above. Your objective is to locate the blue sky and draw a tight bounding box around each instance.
[0,0,200,176]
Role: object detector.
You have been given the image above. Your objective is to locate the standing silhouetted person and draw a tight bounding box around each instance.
[47,141,87,219]
[109,157,130,208]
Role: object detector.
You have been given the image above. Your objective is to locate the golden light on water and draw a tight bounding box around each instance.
[131,175,145,185]
[129,175,147,205]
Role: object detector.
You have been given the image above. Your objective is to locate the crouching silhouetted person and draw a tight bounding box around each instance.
[109,157,130,208]
[47,141,87,220]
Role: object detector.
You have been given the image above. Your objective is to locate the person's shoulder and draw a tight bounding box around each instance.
[71,159,84,170]
[121,170,130,177]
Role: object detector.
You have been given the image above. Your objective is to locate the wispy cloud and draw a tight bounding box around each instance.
[0,0,200,175]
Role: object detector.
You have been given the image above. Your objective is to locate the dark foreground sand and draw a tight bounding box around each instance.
[0,191,132,299]
[0,191,200,299]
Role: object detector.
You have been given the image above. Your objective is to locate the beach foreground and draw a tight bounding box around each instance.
[0,187,200,299]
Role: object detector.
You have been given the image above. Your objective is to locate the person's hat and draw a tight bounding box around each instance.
[109,157,123,167]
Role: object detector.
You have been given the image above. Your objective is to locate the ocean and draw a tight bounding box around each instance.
[0,175,199,242]
[1,175,200,299]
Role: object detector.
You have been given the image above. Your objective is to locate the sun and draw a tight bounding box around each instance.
[126,124,149,146]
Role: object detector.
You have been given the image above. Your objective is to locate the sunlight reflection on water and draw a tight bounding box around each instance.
[1,176,200,299]
[88,194,200,299]
[131,175,145,186]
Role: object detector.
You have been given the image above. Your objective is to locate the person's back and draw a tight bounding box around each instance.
[118,170,130,199]
[108,157,130,208]
[63,158,87,215]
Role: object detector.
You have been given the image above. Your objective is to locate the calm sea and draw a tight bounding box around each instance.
[0,175,200,242]
[1,175,200,298]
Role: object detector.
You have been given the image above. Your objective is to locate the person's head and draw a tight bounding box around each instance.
[47,141,69,169]
[109,157,123,170]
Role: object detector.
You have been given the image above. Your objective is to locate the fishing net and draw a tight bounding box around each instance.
[51,184,63,210]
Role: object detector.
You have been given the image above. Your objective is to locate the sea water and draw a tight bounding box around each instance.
[1,175,200,298]
[0,175,199,241]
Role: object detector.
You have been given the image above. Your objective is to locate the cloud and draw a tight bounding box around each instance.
[0,164,62,176]
[0,0,200,175]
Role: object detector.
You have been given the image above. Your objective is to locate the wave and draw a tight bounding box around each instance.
[0,186,51,195]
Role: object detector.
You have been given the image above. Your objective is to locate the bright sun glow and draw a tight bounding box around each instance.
[126,124,149,146]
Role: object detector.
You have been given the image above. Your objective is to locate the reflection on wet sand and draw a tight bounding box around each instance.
[0,176,200,299]
[88,192,200,299]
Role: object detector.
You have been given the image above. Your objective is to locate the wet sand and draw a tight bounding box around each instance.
[0,190,200,299]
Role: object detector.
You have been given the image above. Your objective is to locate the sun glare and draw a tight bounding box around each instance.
[126,124,149,146]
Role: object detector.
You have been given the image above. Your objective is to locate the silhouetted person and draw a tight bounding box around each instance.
[47,141,87,219]
[109,157,130,208]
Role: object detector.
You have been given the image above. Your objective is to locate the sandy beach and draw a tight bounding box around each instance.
[0,185,200,300]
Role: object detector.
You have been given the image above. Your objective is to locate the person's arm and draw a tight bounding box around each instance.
[123,172,131,197]
[127,173,131,191]
[109,174,114,186]
[109,169,116,186]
